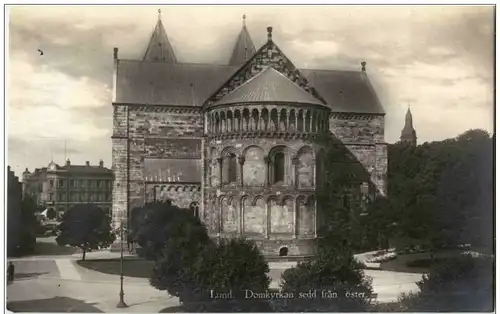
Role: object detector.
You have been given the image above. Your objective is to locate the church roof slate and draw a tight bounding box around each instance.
[228,24,256,66]
[214,66,325,106]
[143,19,177,62]
[115,61,385,114]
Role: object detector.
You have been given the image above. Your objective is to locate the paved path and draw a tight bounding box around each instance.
[7,238,423,311]
[55,259,82,281]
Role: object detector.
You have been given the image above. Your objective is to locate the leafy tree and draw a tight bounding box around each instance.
[133,201,210,260]
[17,196,40,254]
[149,207,212,298]
[275,247,374,312]
[179,238,272,312]
[46,208,57,220]
[399,254,493,311]
[55,204,115,260]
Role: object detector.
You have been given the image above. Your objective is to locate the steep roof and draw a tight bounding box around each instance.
[214,66,325,106]
[143,19,177,62]
[115,60,237,106]
[300,69,385,114]
[228,16,256,66]
[115,61,385,114]
[401,107,417,138]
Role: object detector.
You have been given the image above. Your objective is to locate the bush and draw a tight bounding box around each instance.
[180,238,272,312]
[132,201,210,261]
[274,248,374,312]
[399,254,493,311]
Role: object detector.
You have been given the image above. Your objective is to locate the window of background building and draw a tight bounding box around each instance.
[49,180,54,188]
[70,180,76,188]
[59,179,65,188]
[80,180,86,188]
[105,192,111,201]
[49,193,53,201]
[97,180,102,188]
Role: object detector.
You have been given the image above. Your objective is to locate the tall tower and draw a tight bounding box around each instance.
[400,107,417,146]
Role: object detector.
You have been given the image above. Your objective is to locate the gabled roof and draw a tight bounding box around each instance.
[143,19,177,62]
[300,69,385,114]
[228,17,256,66]
[214,66,325,106]
[114,61,385,113]
[115,60,237,106]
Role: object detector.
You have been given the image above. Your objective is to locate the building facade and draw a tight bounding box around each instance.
[112,15,388,258]
[7,166,23,255]
[22,159,113,217]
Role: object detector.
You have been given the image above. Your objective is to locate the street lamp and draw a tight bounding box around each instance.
[116,219,128,308]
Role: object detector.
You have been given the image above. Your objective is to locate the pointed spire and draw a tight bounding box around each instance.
[400,104,417,146]
[228,14,256,66]
[143,9,177,63]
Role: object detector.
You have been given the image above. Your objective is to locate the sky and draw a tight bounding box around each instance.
[7,5,494,177]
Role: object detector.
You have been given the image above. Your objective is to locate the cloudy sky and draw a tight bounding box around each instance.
[7,5,494,177]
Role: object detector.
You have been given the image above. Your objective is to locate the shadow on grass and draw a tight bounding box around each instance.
[7,296,103,312]
[14,272,49,280]
[34,241,78,256]
[76,258,154,278]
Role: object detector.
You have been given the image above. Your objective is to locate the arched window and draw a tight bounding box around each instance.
[273,152,285,183]
[279,247,289,256]
[189,202,200,218]
[223,153,238,184]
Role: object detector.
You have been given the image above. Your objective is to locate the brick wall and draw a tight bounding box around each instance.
[329,113,387,196]
[111,104,129,229]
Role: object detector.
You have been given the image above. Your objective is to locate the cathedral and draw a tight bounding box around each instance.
[111,14,387,258]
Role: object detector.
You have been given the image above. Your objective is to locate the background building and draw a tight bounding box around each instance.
[7,166,23,255]
[400,107,417,146]
[112,15,387,258]
[22,159,113,217]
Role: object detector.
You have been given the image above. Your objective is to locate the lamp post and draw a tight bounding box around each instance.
[117,220,128,308]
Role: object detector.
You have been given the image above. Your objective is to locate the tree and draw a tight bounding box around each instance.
[275,247,374,312]
[399,254,493,311]
[46,208,57,220]
[133,201,210,260]
[55,204,115,260]
[179,238,272,312]
[17,196,40,254]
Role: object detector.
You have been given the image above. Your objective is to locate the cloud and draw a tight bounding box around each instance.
[6,5,494,177]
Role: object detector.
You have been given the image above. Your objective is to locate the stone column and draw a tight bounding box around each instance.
[292,157,299,189]
[312,158,316,187]
[292,199,297,239]
[239,196,244,235]
[264,155,270,188]
[265,201,270,239]
[217,157,223,188]
[238,156,245,187]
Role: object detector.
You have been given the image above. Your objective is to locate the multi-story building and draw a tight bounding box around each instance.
[7,166,22,255]
[112,14,387,258]
[22,159,113,217]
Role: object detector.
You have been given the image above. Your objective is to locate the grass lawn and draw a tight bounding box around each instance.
[76,257,154,278]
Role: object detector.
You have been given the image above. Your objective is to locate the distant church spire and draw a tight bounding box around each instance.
[400,105,417,146]
[143,9,177,62]
[228,14,256,66]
